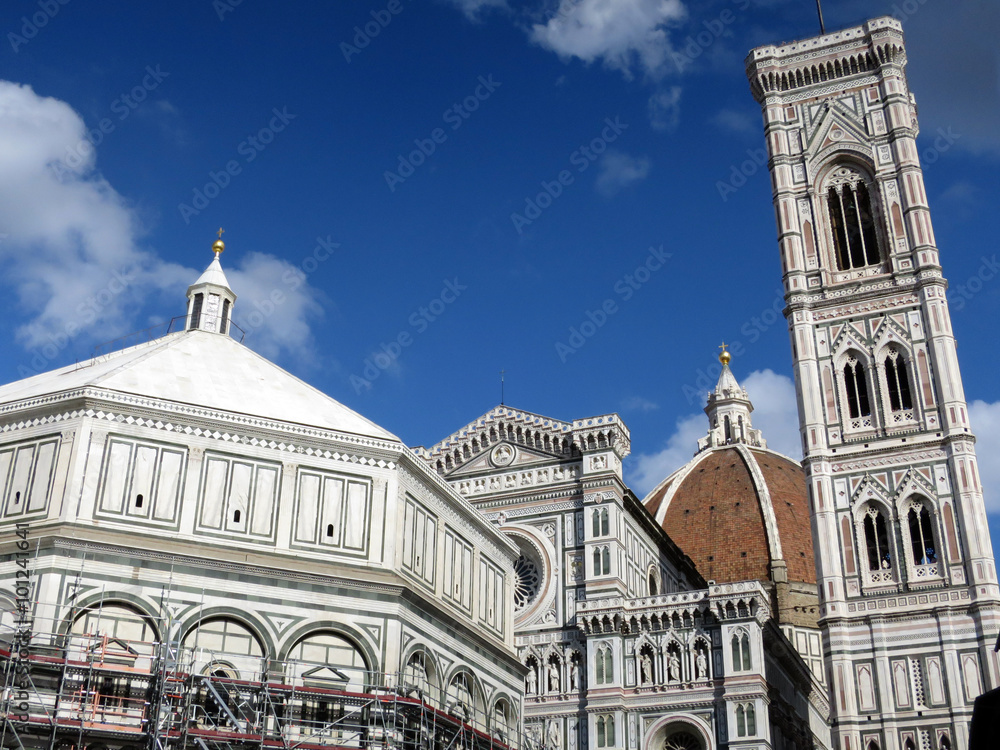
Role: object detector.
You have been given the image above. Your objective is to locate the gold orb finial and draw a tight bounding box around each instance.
[718,341,731,366]
[212,227,225,255]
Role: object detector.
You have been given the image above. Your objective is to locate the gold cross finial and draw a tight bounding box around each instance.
[718,341,731,365]
[212,228,226,255]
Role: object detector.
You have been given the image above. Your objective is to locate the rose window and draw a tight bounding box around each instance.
[663,732,702,750]
[513,553,541,612]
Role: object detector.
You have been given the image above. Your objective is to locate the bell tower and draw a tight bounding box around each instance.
[747,17,1000,750]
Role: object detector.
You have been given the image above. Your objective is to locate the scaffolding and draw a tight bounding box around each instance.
[0,601,535,750]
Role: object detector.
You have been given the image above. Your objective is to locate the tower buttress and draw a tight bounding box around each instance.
[747,17,1000,749]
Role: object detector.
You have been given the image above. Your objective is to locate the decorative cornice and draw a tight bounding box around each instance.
[0,387,402,458]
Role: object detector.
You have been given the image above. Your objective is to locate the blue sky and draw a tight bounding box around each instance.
[1,0,999,561]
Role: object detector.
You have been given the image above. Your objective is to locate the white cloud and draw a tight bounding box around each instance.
[648,86,682,131]
[626,368,800,496]
[227,252,326,363]
[0,81,323,363]
[445,0,506,21]
[621,395,659,412]
[970,399,1000,514]
[628,412,703,497]
[711,107,758,135]
[530,0,687,79]
[594,150,651,197]
[741,369,801,460]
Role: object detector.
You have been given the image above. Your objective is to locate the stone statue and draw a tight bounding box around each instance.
[640,652,653,684]
[547,661,560,692]
[696,650,708,679]
[570,660,580,690]
[547,719,560,749]
[668,652,681,682]
[526,665,537,694]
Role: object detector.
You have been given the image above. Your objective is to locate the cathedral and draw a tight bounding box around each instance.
[0,14,997,750]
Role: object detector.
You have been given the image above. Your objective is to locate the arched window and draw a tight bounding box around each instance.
[221,298,230,333]
[826,168,881,270]
[731,632,751,671]
[182,617,265,680]
[404,652,432,698]
[908,503,937,565]
[71,603,159,660]
[592,508,609,537]
[447,672,476,720]
[595,644,613,684]
[863,508,891,571]
[493,699,512,742]
[190,293,204,330]
[736,704,757,736]
[602,546,611,575]
[596,714,615,748]
[648,572,658,596]
[844,357,872,419]
[884,350,913,411]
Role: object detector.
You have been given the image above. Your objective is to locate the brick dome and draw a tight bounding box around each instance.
[644,445,815,586]
[642,359,819,629]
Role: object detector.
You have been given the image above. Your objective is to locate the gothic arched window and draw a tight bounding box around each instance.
[908,503,937,565]
[731,632,751,671]
[884,350,913,411]
[843,357,872,419]
[736,703,756,737]
[863,508,891,571]
[826,168,881,270]
[595,644,613,685]
[596,714,615,748]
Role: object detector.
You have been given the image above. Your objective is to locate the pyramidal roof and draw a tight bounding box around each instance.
[0,329,398,442]
[189,254,232,291]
